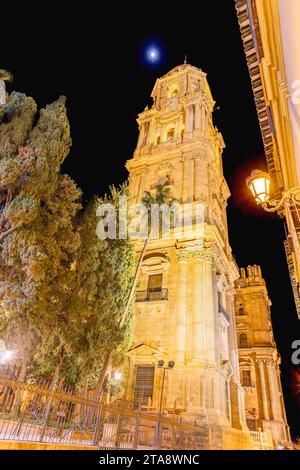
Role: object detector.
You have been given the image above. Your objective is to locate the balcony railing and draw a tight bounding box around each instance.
[136,288,168,302]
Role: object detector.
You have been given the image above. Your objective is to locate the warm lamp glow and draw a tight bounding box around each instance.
[246,169,270,205]
[0,349,13,364]
[114,371,122,381]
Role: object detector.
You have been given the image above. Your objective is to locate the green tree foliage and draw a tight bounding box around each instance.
[0,92,135,387]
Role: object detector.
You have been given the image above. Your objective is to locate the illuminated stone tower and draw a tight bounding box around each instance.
[125,64,253,449]
[235,265,291,446]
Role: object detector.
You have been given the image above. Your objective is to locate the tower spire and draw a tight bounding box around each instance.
[184,54,187,64]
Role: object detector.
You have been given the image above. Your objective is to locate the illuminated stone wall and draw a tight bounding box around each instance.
[235,265,291,445]
[125,64,255,449]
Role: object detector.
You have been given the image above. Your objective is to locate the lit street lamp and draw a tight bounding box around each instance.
[0,349,14,365]
[246,169,300,279]
[0,69,13,106]
[155,359,175,448]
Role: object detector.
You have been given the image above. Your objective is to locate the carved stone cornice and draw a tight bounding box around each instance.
[189,247,215,263]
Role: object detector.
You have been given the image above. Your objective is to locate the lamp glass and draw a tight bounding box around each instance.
[246,170,270,205]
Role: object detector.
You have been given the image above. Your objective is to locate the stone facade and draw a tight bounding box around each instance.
[124,64,288,449]
[235,265,291,445]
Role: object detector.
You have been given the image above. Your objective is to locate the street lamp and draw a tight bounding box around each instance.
[155,359,175,448]
[0,69,13,106]
[246,169,271,205]
[113,371,122,382]
[0,349,14,365]
[246,169,300,277]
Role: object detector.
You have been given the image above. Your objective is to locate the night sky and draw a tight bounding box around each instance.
[2,2,299,438]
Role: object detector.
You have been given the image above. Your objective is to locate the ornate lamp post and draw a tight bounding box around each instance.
[0,69,12,106]
[155,359,175,448]
[246,169,300,277]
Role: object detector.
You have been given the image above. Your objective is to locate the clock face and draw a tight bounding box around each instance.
[166,97,178,107]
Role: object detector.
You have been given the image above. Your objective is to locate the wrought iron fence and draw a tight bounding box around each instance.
[0,372,209,449]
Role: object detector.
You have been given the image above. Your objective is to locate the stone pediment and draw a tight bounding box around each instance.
[127,343,165,357]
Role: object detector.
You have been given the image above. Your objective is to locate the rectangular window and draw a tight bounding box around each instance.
[147,274,162,293]
[133,365,155,410]
[242,370,251,386]
[246,419,256,431]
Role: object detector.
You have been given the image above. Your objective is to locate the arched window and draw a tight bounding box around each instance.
[239,333,248,348]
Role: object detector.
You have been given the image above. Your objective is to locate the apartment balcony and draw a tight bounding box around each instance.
[136,288,168,302]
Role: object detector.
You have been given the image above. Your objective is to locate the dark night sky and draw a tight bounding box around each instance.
[2,2,299,437]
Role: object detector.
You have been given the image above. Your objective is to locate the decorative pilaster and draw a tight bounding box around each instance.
[146,119,155,146]
[268,360,282,420]
[204,250,217,363]
[194,103,201,129]
[175,249,189,363]
[182,154,194,203]
[257,359,270,420]
[185,104,194,133]
[137,123,145,147]
[190,250,206,361]
[266,359,279,421]
[225,288,240,381]
[194,154,201,202]
[137,167,149,200]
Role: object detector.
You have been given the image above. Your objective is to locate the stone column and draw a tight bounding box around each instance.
[272,362,283,420]
[129,171,141,203]
[225,289,240,380]
[266,360,279,421]
[257,359,270,421]
[190,250,205,361]
[204,251,216,363]
[194,103,201,129]
[185,105,194,133]
[194,154,201,201]
[137,124,144,147]
[146,119,155,146]
[175,249,189,363]
[182,155,194,203]
[137,167,148,200]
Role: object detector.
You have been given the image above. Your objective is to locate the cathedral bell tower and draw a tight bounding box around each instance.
[125,64,252,449]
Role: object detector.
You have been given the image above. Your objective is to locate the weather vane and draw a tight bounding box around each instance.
[0,69,13,106]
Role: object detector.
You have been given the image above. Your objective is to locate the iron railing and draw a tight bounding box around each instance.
[136,288,168,302]
[0,372,209,449]
[0,371,277,449]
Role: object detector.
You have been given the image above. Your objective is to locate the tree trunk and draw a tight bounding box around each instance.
[11,359,29,415]
[40,346,65,441]
[95,237,149,396]
[18,358,29,382]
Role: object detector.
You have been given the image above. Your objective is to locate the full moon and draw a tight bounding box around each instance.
[146,46,160,64]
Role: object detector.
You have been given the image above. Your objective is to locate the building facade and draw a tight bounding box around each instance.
[235,0,300,319]
[125,63,289,449]
[235,264,290,444]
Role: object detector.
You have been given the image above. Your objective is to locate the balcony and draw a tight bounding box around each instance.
[136,288,168,302]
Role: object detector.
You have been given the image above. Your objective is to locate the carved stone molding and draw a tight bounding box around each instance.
[257,358,266,366]
[266,359,275,367]
[188,247,215,263]
[176,248,189,263]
